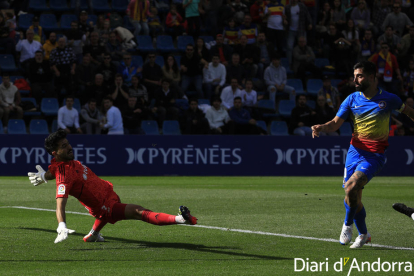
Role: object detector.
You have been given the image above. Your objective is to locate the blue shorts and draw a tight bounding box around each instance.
[342,144,386,187]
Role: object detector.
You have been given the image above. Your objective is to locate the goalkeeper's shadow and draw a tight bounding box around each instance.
[20,227,292,261]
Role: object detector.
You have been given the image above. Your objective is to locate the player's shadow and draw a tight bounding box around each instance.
[20,227,292,261]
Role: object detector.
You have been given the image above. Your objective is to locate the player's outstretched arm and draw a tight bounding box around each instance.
[54,198,75,243]
[311,116,345,138]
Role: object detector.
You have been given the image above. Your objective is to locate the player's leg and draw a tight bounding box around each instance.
[393,203,414,219]
[83,218,107,242]
[117,204,197,225]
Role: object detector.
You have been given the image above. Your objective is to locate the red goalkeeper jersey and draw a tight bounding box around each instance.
[49,158,117,217]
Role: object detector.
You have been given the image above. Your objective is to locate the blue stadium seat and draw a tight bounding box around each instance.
[199,35,214,44]
[39,14,59,32]
[278,100,296,118]
[270,121,289,136]
[60,15,78,30]
[257,100,278,119]
[92,0,111,12]
[331,78,342,89]
[70,0,88,10]
[29,119,49,134]
[175,98,189,110]
[136,35,155,52]
[177,35,195,52]
[256,120,267,133]
[50,0,71,11]
[29,0,50,12]
[18,14,35,31]
[0,55,18,72]
[155,56,165,67]
[0,120,3,134]
[306,79,323,96]
[141,120,159,135]
[198,99,210,105]
[21,98,41,117]
[156,35,176,53]
[307,100,316,110]
[174,55,181,67]
[62,98,81,113]
[41,98,59,116]
[131,55,144,68]
[52,119,58,132]
[112,0,129,12]
[257,100,276,112]
[7,119,27,134]
[339,122,353,136]
[162,120,181,135]
[286,79,305,95]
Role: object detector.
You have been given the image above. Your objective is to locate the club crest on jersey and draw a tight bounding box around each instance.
[378,101,386,109]
[58,184,66,195]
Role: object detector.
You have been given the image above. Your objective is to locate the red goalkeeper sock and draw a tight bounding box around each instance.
[92,218,108,233]
[141,210,176,225]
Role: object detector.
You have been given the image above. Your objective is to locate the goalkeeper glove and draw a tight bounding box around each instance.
[28,165,47,186]
[54,222,76,244]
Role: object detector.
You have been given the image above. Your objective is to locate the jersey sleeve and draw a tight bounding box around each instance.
[336,94,352,120]
[389,93,405,113]
[55,164,72,198]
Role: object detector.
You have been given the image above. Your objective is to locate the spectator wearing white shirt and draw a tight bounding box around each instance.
[220,78,243,110]
[101,96,124,135]
[58,95,82,134]
[0,73,23,132]
[16,29,42,73]
[205,97,235,134]
[241,79,259,107]
[203,55,226,100]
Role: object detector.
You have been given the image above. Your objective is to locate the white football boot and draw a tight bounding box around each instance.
[350,233,371,248]
[339,223,353,245]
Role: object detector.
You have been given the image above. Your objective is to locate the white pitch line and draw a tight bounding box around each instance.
[2,206,414,251]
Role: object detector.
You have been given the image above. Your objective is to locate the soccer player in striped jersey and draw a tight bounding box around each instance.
[28,130,197,243]
[312,61,414,248]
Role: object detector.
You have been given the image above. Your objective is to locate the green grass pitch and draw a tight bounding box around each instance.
[1,176,414,275]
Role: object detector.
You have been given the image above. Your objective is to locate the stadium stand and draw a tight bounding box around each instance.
[137,35,155,52]
[270,121,289,136]
[29,119,49,134]
[162,120,181,135]
[7,119,27,134]
[50,0,71,12]
[41,98,59,116]
[21,98,42,117]
[256,120,267,133]
[1,0,410,137]
[141,120,160,135]
[278,100,296,119]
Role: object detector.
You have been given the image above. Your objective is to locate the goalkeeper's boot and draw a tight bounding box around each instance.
[392,203,414,220]
[350,233,371,249]
[339,223,353,245]
[83,232,105,242]
[178,206,197,225]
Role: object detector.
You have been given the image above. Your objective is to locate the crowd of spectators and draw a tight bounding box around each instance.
[0,0,413,136]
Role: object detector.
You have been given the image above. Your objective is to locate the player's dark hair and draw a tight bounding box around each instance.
[353,61,377,79]
[44,130,67,155]
[234,96,242,101]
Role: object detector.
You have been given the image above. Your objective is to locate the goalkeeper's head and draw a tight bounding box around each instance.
[44,130,68,156]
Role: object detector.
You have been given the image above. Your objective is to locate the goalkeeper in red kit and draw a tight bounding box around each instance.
[28,130,197,243]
